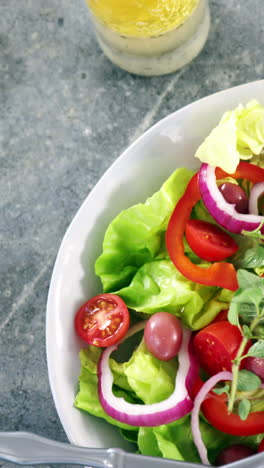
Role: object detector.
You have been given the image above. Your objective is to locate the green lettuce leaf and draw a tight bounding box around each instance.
[113,338,177,404]
[75,347,139,431]
[113,259,232,330]
[138,415,263,465]
[75,337,177,429]
[95,168,194,292]
[194,100,264,173]
[95,165,233,330]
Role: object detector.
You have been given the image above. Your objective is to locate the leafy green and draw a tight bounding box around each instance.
[74,348,139,431]
[194,100,264,172]
[237,370,261,392]
[112,259,232,330]
[213,384,230,396]
[112,338,178,405]
[75,336,178,427]
[226,269,264,413]
[242,324,252,339]
[234,245,264,269]
[95,168,194,292]
[237,269,264,289]
[238,399,251,421]
[248,340,264,358]
[95,165,233,330]
[137,414,262,465]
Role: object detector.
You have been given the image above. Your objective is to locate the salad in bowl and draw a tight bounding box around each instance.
[72,99,264,466]
[46,83,264,468]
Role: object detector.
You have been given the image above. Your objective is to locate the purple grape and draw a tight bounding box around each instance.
[215,444,255,466]
[219,183,249,213]
[144,312,183,361]
[243,356,264,382]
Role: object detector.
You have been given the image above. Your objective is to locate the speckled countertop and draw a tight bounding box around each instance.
[0,1,264,467]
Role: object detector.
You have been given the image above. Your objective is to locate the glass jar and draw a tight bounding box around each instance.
[85,0,210,76]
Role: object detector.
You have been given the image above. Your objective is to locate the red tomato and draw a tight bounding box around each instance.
[193,321,251,375]
[212,309,229,322]
[258,439,264,453]
[192,377,264,437]
[74,293,130,347]
[185,219,238,262]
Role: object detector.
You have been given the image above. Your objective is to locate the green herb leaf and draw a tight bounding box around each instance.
[237,269,264,289]
[228,301,240,326]
[213,384,230,396]
[235,245,264,268]
[242,324,252,339]
[230,286,264,324]
[248,340,264,358]
[237,369,261,392]
[238,399,251,421]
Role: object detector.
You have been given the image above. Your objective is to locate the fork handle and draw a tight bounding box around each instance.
[0,431,114,466]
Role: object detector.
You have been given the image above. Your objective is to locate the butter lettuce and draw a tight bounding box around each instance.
[195,100,264,173]
[112,338,177,404]
[74,347,138,431]
[113,259,232,330]
[95,168,194,292]
[138,415,262,465]
[95,168,233,330]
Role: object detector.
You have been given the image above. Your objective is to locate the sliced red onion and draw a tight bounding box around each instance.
[98,323,198,427]
[191,371,233,466]
[199,164,264,234]
[249,182,264,215]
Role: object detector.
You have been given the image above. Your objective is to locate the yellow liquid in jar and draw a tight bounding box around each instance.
[86,0,199,37]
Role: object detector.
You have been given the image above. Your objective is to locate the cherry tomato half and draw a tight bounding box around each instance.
[193,321,251,376]
[185,219,238,262]
[192,377,264,437]
[74,293,130,347]
[212,309,229,323]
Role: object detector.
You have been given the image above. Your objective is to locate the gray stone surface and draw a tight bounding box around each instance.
[0,1,264,467]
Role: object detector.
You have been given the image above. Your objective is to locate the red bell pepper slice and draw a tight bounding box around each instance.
[192,377,264,437]
[165,161,264,291]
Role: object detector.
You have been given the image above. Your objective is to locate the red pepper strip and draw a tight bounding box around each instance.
[165,173,239,290]
[165,161,264,291]
[192,377,264,437]
[216,160,264,183]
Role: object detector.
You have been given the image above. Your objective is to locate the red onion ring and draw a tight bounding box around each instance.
[98,323,198,427]
[199,164,264,234]
[191,371,233,466]
[249,182,264,215]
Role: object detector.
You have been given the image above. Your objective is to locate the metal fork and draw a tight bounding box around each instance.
[0,431,200,467]
[1,431,264,468]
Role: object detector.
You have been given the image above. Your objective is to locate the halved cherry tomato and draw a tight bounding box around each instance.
[193,321,251,375]
[74,293,130,347]
[258,439,264,453]
[185,219,238,262]
[212,309,229,322]
[192,377,264,436]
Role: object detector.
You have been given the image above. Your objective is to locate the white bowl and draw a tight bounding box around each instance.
[46,80,264,451]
